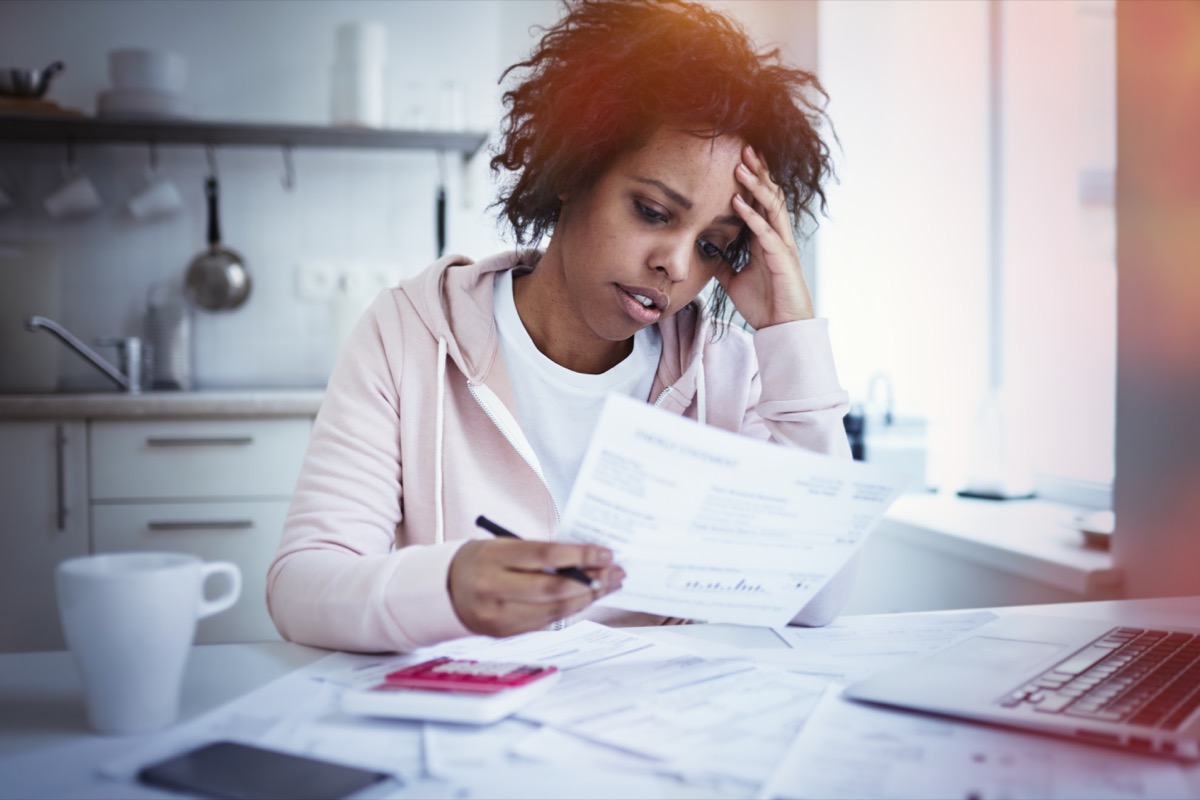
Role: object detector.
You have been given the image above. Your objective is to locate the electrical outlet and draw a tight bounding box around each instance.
[339,267,368,298]
[339,263,397,299]
[296,262,338,301]
[364,265,398,293]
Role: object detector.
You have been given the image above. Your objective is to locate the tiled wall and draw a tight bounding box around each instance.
[0,0,552,390]
[1,141,502,389]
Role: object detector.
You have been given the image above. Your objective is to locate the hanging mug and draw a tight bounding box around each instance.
[44,164,101,219]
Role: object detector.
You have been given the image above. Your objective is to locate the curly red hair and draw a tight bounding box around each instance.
[491,0,835,301]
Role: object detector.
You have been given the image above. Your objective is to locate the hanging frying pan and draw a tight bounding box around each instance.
[184,175,250,311]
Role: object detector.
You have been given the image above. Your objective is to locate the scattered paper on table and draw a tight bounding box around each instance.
[758,686,1192,800]
[332,620,833,787]
[765,610,998,682]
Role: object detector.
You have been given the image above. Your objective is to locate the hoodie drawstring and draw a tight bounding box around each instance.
[434,337,447,545]
[695,347,707,426]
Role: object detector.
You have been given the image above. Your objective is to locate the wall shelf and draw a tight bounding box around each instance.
[0,115,489,158]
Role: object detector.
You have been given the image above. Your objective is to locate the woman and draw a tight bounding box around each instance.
[268,0,852,653]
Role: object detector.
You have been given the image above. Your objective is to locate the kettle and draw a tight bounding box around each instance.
[0,61,64,99]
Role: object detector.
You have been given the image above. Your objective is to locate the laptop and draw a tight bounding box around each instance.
[843,613,1200,760]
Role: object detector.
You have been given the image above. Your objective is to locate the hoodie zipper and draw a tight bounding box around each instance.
[469,382,678,632]
[466,382,566,630]
[466,383,560,521]
[469,384,675,514]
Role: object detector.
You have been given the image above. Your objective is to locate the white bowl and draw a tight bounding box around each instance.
[97,88,192,119]
[108,49,187,93]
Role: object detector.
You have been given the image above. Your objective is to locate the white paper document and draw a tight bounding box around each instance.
[644,610,999,685]
[765,610,998,682]
[759,687,1192,800]
[560,394,909,626]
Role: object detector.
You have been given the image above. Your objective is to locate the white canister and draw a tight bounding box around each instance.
[335,21,386,64]
[331,62,386,128]
[144,281,193,391]
[331,21,387,128]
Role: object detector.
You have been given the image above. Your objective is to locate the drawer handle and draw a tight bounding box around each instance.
[55,424,68,531]
[145,436,254,447]
[148,520,255,531]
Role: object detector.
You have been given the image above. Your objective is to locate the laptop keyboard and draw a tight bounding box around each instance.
[999,627,1200,731]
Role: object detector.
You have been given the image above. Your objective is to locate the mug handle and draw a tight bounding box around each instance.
[197,561,242,619]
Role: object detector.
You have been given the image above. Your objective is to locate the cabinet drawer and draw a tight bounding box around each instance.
[91,501,286,644]
[90,418,311,500]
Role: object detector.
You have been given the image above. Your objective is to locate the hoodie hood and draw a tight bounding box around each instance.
[402,250,534,384]
[398,249,713,410]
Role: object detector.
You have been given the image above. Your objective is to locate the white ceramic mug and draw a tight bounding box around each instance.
[55,552,241,735]
[44,168,102,219]
[127,173,182,220]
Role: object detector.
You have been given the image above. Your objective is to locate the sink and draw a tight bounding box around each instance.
[23,315,141,394]
[863,415,930,493]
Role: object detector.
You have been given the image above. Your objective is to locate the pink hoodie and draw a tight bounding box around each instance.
[268,251,854,653]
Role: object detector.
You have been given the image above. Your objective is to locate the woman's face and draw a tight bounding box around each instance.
[529,126,749,371]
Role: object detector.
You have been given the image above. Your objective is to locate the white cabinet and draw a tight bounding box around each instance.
[90,419,311,501]
[90,502,289,645]
[89,418,312,645]
[0,421,89,653]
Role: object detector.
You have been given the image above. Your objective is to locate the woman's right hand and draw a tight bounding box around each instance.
[448,538,625,637]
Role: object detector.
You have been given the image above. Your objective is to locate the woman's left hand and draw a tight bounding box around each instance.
[714,145,815,329]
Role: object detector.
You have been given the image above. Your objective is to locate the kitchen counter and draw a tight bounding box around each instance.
[0,389,325,419]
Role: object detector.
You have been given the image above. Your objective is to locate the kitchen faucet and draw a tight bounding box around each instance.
[866,371,895,427]
[24,315,142,394]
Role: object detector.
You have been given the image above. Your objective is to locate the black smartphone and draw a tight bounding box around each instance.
[137,740,391,800]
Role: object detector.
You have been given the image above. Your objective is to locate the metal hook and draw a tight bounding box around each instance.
[205,145,218,179]
[281,145,295,191]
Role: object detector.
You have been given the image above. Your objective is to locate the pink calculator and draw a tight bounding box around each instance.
[343,657,561,723]
[377,657,557,694]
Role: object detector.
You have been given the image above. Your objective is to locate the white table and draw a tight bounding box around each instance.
[2,597,1198,798]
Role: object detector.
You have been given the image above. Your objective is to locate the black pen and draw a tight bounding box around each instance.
[475,516,603,591]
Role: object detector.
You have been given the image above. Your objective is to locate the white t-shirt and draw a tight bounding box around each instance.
[493,269,662,514]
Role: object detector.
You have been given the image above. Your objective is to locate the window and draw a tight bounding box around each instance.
[998,0,1115,495]
[816,0,1115,505]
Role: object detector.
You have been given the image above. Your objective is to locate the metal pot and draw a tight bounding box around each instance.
[0,61,64,98]
[184,176,250,311]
